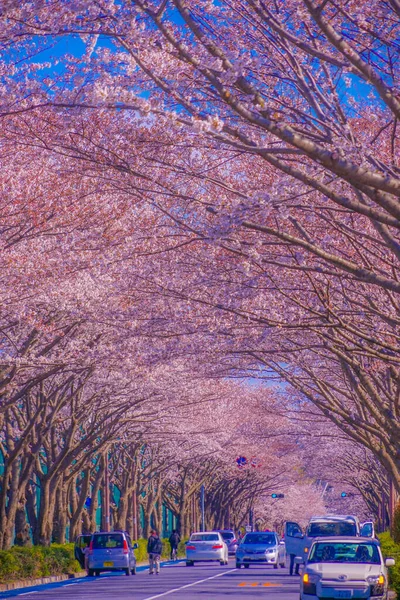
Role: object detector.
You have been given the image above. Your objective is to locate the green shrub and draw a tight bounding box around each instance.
[0,545,81,583]
[0,537,186,583]
[393,505,400,545]
[378,531,400,599]
[133,538,186,563]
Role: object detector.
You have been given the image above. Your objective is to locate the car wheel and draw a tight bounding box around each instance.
[186,561,193,566]
[236,563,241,569]
[95,570,100,577]
[125,568,130,576]
[220,560,225,566]
[274,563,278,569]
[244,564,250,569]
[88,569,94,577]
[131,566,137,575]
[280,562,285,568]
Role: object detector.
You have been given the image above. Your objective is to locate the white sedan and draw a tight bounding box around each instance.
[186,531,229,566]
[300,537,395,599]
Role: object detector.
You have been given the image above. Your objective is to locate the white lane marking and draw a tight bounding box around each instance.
[142,568,237,600]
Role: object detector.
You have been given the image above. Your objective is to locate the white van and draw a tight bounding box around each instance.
[284,515,374,566]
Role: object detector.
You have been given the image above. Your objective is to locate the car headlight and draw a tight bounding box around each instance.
[267,548,276,554]
[367,575,385,584]
[303,572,320,596]
[368,574,385,597]
[303,573,320,584]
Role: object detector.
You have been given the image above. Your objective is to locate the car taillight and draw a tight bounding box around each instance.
[123,540,129,554]
[186,545,196,550]
[89,541,93,555]
[232,539,237,544]
[212,544,224,549]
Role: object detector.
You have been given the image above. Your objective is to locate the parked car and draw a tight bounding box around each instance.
[186,531,229,566]
[300,536,394,600]
[235,531,286,569]
[216,530,239,555]
[87,531,138,576]
[74,534,92,570]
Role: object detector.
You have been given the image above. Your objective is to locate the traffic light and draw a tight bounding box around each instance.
[271,493,285,499]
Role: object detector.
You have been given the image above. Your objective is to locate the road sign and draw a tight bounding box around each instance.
[236,456,248,468]
[84,497,92,509]
[245,525,252,532]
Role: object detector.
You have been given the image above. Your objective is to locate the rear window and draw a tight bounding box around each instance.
[219,532,234,540]
[307,522,356,537]
[243,533,276,545]
[191,534,219,541]
[92,533,124,549]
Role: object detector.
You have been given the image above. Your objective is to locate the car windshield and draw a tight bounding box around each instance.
[92,533,124,549]
[307,522,357,537]
[243,533,276,545]
[219,532,234,540]
[308,542,380,564]
[191,534,219,541]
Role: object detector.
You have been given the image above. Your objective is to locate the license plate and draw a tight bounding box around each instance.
[334,591,352,599]
[103,561,114,567]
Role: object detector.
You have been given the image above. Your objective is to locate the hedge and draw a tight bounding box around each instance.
[378,532,400,599]
[133,538,187,563]
[0,544,80,583]
[0,539,187,583]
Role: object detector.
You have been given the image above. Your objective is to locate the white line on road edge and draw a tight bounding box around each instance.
[142,569,237,600]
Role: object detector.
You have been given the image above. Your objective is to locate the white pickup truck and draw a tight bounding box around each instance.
[284,515,374,566]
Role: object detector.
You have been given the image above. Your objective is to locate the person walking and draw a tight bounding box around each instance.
[289,553,300,576]
[147,529,163,575]
[169,529,181,560]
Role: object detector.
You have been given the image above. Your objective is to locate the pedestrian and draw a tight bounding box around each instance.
[289,553,300,576]
[147,529,163,575]
[169,529,181,560]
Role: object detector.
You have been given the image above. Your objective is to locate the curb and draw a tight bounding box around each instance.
[0,571,87,592]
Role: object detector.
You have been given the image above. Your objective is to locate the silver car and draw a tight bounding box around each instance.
[186,531,229,566]
[216,530,239,555]
[300,537,395,599]
[236,531,286,569]
[88,531,138,576]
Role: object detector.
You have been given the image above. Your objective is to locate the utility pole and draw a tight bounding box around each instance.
[132,492,138,540]
[103,453,110,532]
[249,508,254,531]
[200,485,205,532]
[132,460,138,540]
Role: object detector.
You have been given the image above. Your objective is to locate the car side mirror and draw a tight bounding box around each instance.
[279,540,285,545]
[386,558,395,567]
[294,532,304,539]
[133,543,138,550]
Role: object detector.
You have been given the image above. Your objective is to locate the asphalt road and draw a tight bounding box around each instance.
[1,561,301,600]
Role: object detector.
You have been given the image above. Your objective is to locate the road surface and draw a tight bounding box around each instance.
[1,561,301,599]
